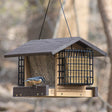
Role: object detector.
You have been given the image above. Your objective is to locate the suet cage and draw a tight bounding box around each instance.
[57,49,94,85]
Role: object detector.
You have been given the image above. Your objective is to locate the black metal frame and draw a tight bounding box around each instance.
[57,49,94,85]
[18,56,24,86]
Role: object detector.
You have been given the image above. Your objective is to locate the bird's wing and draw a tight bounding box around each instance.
[27,77,41,81]
[27,78,33,80]
[34,78,42,81]
[27,77,37,80]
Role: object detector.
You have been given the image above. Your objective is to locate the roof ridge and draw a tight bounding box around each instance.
[52,37,81,54]
[29,37,80,41]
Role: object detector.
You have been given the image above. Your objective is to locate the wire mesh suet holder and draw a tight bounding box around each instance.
[57,49,94,85]
[18,56,24,86]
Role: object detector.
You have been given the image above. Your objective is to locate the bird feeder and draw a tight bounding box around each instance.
[4,37,106,97]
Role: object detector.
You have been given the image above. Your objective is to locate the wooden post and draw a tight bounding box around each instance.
[55,54,58,96]
[24,56,30,87]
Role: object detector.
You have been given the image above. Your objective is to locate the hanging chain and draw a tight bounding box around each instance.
[59,0,72,37]
[39,0,72,39]
[38,0,51,39]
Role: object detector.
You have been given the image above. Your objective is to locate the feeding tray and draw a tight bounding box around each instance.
[13,86,98,97]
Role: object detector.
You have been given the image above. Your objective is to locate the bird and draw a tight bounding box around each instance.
[25,76,45,86]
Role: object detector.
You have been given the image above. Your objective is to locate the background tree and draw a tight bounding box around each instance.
[56,0,89,39]
[98,0,112,112]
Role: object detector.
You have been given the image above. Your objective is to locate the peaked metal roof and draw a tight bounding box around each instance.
[4,37,107,57]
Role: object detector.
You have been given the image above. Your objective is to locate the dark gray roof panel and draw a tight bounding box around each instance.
[4,37,107,57]
[77,39,107,56]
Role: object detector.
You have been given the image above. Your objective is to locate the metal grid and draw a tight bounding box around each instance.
[57,49,94,85]
[18,56,24,86]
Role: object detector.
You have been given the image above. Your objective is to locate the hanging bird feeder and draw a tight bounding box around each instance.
[4,0,107,97]
[4,37,106,97]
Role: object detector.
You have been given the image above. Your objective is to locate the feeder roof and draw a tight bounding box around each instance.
[4,37,107,57]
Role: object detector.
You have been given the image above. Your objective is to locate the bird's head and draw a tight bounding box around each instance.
[39,76,45,83]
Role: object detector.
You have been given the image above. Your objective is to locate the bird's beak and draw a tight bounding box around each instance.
[43,79,45,83]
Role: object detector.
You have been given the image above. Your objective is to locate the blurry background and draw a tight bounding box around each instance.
[0,0,112,112]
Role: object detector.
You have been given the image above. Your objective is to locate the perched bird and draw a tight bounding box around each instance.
[25,76,45,86]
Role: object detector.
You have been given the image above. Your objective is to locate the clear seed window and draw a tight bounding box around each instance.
[57,49,94,85]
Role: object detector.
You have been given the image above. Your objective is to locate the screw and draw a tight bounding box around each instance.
[61,93,63,95]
